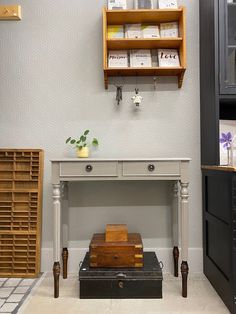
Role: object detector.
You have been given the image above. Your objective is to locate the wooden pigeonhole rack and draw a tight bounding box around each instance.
[0,149,43,278]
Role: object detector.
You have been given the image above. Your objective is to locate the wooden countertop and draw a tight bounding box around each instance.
[202,165,236,172]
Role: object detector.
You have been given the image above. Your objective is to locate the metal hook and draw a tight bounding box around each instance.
[153,77,157,90]
[116,86,123,105]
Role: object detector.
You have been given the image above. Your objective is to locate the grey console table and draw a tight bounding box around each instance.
[51,158,190,298]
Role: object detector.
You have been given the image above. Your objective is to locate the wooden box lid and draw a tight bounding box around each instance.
[90,233,143,251]
[80,252,162,279]
[105,224,128,242]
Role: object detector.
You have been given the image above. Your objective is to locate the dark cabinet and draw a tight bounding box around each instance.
[200,1,236,313]
[200,0,236,166]
[202,169,236,313]
[200,0,220,166]
[220,0,236,94]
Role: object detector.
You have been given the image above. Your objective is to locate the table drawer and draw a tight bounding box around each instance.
[60,162,118,177]
[122,161,180,176]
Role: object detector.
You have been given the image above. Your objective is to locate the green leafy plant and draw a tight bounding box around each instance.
[66,130,99,150]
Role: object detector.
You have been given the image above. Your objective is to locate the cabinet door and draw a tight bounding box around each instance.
[220,0,236,94]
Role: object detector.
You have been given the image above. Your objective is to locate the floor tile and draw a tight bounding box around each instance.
[14,286,29,294]
[0,288,14,298]
[7,293,24,302]
[0,275,41,314]
[0,303,18,313]
[19,279,35,287]
[0,279,7,283]
[3,279,21,287]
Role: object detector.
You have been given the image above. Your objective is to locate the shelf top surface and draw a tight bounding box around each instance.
[202,165,236,172]
[105,7,185,13]
[104,6,185,24]
[105,67,185,69]
[107,37,182,41]
[0,149,43,152]
[106,37,183,50]
[104,68,186,77]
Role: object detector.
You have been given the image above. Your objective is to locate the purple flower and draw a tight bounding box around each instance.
[220,132,233,149]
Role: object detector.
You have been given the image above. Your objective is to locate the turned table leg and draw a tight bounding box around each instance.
[62,248,68,279]
[62,182,69,280]
[173,246,179,277]
[53,184,61,298]
[181,261,189,298]
[180,182,189,298]
[172,181,179,277]
[53,262,60,298]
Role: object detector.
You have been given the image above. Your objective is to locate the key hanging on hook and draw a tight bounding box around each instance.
[153,77,157,90]
[116,86,123,105]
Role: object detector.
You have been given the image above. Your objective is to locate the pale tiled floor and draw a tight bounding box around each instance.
[21,273,230,314]
[0,277,39,314]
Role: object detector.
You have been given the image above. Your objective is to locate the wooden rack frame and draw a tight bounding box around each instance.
[0,149,43,278]
[103,7,186,89]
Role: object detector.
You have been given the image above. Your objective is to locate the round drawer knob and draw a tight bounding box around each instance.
[119,281,124,289]
[148,164,155,172]
[85,165,93,172]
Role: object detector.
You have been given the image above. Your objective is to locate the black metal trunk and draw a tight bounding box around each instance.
[79,252,163,299]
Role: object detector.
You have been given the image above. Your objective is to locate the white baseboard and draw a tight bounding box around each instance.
[41,247,203,274]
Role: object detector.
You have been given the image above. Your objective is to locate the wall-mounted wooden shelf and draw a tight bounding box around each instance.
[104,67,185,88]
[103,7,186,89]
[107,38,183,50]
[105,8,183,24]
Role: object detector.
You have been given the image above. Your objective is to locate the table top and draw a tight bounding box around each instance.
[51,158,191,162]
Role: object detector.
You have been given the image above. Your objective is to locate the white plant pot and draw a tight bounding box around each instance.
[77,147,89,158]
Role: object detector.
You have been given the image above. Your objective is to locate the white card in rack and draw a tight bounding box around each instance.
[108,50,129,68]
[158,49,180,67]
[158,0,178,9]
[107,0,127,10]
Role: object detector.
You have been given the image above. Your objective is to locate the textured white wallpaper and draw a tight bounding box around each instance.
[0,0,201,270]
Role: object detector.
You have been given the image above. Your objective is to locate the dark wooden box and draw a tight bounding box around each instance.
[79,252,163,299]
[89,233,143,268]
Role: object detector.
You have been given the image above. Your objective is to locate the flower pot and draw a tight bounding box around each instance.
[77,147,89,158]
